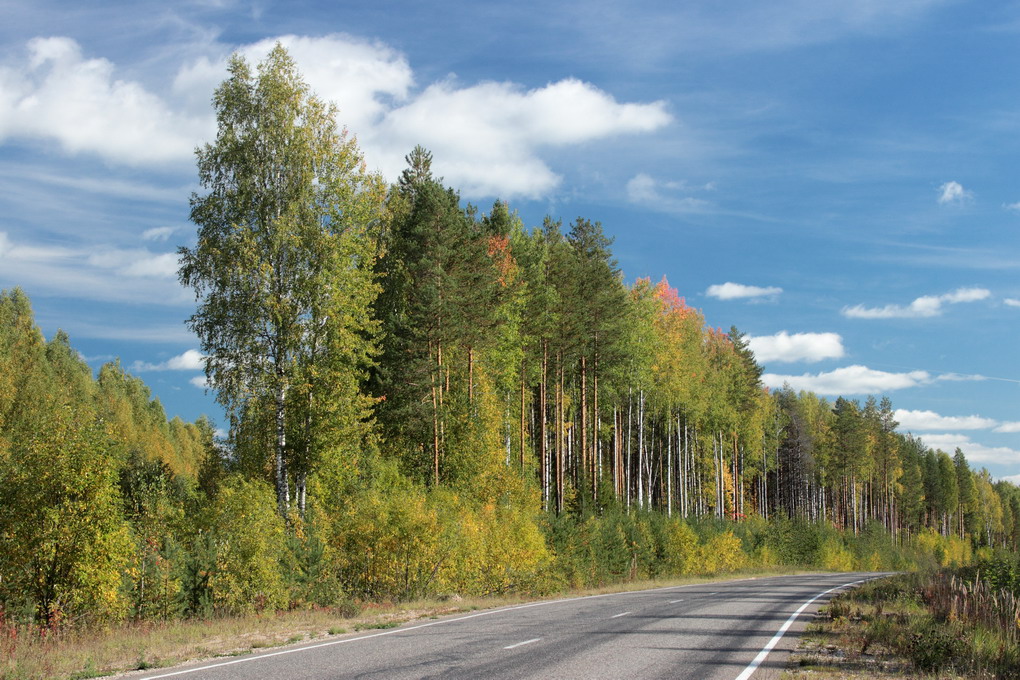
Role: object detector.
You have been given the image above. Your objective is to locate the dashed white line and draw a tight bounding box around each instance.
[668,599,683,603]
[611,611,631,618]
[504,638,541,650]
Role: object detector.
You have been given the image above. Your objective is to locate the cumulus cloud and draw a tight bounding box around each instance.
[761,365,930,395]
[746,331,844,363]
[1000,473,1020,485]
[1005,298,1020,307]
[131,349,205,373]
[371,77,671,197]
[894,409,998,431]
[842,287,990,319]
[0,34,672,199]
[706,282,782,300]
[920,434,1020,464]
[190,375,211,389]
[0,37,210,165]
[937,180,970,204]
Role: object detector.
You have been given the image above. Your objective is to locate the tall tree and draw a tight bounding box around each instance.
[179,44,385,517]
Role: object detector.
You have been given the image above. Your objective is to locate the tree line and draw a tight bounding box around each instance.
[1,45,1017,627]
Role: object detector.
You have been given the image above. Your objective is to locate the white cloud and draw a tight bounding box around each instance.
[190,375,210,389]
[935,373,989,382]
[746,331,844,363]
[762,365,930,395]
[0,34,672,199]
[706,282,782,300]
[937,180,970,204]
[1005,298,1020,307]
[999,474,1020,485]
[842,287,990,319]
[142,226,178,242]
[894,409,998,431]
[994,422,1020,433]
[372,76,671,197]
[0,37,210,165]
[131,349,205,373]
[0,230,188,304]
[920,433,1020,464]
[626,173,710,212]
[1003,202,1020,212]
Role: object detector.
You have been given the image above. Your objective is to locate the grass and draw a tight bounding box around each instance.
[0,567,805,680]
[784,572,1020,680]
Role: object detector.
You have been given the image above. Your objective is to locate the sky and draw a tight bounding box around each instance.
[1,0,1019,480]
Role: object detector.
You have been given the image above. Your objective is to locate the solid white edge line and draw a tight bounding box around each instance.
[133,573,794,679]
[504,637,542,650]
[610,611,631,618]
[733,576,881,680]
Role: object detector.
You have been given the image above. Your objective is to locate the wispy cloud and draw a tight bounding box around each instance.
[937,180,971,204]
[706,281,782,301]
[842,287,990,319]
[0,230,187,305]
[142,226,179,242]
[1005,298,1020,307]
[747,331,844,363]
[626,173,711,213]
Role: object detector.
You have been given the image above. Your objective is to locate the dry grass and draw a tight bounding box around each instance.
[1,569,800,680]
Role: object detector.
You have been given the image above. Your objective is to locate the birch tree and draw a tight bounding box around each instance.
[179,44,385,517]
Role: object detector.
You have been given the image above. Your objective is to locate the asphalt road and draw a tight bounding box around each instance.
[133,572,888,680]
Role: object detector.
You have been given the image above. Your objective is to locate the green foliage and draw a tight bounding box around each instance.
[0,406,131,624]
[209,476,288,614]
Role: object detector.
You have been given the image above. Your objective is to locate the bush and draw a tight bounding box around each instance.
[209,476,288,614]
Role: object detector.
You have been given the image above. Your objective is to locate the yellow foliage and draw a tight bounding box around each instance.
[818,537,854,571]
[663,520,699,575]
[695,531,746,574]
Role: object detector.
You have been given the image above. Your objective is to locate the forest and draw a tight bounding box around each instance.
[1,45,1018,630]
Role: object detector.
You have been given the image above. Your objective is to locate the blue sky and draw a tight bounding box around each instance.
[2,0,1019,480]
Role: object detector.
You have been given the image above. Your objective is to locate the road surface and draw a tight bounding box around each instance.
[133,572,887,680]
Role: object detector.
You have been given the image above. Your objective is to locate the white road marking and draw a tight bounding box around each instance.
[611,611,631,618]
[733,576,879,680]
[668,599,683,603]
[504,637,541,650]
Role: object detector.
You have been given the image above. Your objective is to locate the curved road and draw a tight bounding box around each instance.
[133,572,887,680]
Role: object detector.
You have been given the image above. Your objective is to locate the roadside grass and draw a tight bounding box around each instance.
[784,572,1020,680]
[1,567,802,680]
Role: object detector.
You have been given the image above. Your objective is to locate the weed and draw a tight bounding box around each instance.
[353,621,399,631]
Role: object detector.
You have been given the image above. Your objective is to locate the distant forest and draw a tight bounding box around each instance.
[1,45,1016,627]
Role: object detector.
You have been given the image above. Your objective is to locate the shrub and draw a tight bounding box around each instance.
[209,476,288,614]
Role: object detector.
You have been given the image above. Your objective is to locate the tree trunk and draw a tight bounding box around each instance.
[275,379,289,517]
